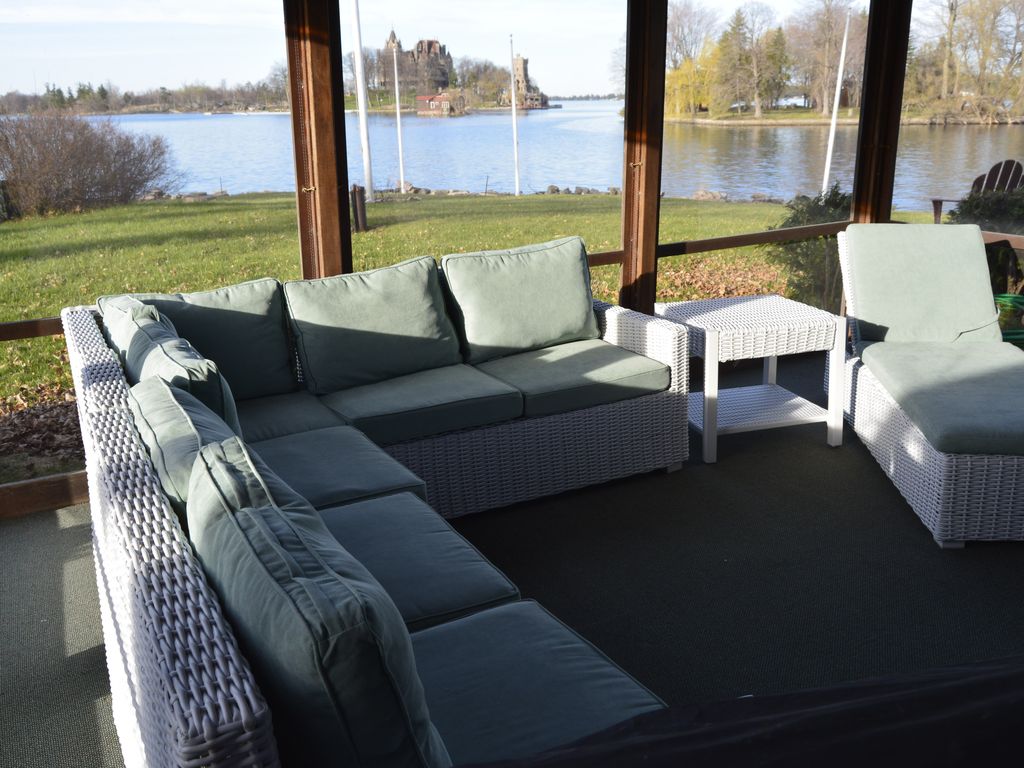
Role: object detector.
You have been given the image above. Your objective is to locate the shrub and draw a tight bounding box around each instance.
[949,189,1024,293]
[761,184,852,313]
[0,111,179,217]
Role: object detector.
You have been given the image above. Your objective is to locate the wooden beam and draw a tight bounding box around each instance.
[852,0,913,223]
[0,317,62,342]
[0,471,88,519]
[283,0,352,278]
[656,222,850,259]
[619,0,668,314]
[588,250,625,268]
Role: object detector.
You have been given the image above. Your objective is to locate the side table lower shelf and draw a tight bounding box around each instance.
[688,384,829,436]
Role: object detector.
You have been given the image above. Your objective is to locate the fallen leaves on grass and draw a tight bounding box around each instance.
[0,384,83,470]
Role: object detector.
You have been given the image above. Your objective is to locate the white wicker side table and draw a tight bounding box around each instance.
[655,295,845,463]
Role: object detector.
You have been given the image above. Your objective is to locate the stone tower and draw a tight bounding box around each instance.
[513,55,530,103]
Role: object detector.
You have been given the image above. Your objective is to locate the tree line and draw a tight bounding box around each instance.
[0,64,290,115]
[662,0,1024,122]
[662,0,868,119]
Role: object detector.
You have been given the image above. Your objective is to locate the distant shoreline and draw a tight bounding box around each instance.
[667,114,1024,126]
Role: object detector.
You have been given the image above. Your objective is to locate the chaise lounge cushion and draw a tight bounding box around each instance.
[441,236,600,364]
[127,377,237,519]
[283,256,461,394]
[844,224,1002,345]
[861,341,1024,455]
[475,338,671,417]
[320,492,519,630]
[101,297,241,433]
[411,600,665,766]
[100,279,296,401]
[320,364,523,445]
[187,437,451,768]
[250,426,426,509]
[235,391,348,442]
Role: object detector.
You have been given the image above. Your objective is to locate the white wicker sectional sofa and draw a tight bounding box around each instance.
[66,236,689,766]
[838,224,1024,547]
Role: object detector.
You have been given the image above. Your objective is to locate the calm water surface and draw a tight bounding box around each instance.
[105,100,1024,211]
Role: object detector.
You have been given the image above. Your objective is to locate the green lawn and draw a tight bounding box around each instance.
[0,192,934,404]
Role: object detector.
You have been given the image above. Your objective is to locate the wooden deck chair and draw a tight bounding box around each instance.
[931,159,1024,223]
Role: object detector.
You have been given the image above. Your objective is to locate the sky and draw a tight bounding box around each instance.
[0,0,865,98]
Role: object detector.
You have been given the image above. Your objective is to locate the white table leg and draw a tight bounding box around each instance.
[703,329,720,463]
[826,326,845,447]
[762,355,778,385]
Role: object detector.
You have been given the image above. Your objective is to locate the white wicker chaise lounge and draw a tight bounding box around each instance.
[838,224,1024,548]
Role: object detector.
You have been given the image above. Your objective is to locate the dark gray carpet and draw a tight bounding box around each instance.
[0,505,123,768]
[453,355,1024,705]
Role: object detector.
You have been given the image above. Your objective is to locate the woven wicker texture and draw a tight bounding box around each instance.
[387,302,690,517]
[837,235,1024,545]
[63,307,280,768]
[687,385,828,434]
[655,295,837,362]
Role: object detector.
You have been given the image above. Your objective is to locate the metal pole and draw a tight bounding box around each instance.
[510,34,520,196]
[350,0,374,202]
[822,12,851,194]
[392,46,405,193]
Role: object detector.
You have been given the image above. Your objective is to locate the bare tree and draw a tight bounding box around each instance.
[743,2,777,117]
[667,0,720,68]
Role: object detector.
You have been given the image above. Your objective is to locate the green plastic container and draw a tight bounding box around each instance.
[995,293,1024,347]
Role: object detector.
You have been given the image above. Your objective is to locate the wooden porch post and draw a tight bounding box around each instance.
[283,0,353,278]
[851,0,913,223]
[619,0,668,313]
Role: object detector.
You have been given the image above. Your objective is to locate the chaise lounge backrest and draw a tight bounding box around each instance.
[841,223,1002,349]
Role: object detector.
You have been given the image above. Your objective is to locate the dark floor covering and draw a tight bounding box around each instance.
[4,353,1024,766]
[453,355,1024,705]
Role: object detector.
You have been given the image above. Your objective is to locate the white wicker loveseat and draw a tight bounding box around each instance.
[64,237,689,765]
[838,224,1024,547]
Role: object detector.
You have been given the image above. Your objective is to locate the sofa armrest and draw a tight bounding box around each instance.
[593,300,689,394]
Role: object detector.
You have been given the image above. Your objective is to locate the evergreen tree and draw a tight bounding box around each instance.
[763,27,789,109]
[714,10,752,115]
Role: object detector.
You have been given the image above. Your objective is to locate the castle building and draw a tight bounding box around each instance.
[383,30,454,96]
[503,54,549,109]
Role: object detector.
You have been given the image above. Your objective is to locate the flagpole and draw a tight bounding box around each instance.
[822,12,851,194]
[510,34,520,196]
[351,0,374,202]
[392,46,405,194]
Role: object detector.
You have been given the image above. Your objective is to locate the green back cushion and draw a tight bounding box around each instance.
[283,256,461,394]
[101,299,241,433]
[441,236,599,364]
[127,377,237,521]
[845,224,1001,343]
[100,295,178,353]
[99,279,295,400]
[187,438,451,768]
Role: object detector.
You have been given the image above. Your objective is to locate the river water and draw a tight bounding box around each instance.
[104,99,1024,212]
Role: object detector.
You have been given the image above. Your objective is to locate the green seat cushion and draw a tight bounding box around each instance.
[127,377,237,520]
[99,279,296,401]
[283,257,461,394]
[862,341,1024,455]
[187,437,451,768]
[441,236,600,364]
[251,426,426,509]
[845,224,1002,344]
[101,299,240,433]
[320,493,519,630]
[320,364,522,445]
[411,600,664,766]
[235,391,348,442]
[476,339,670,417]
